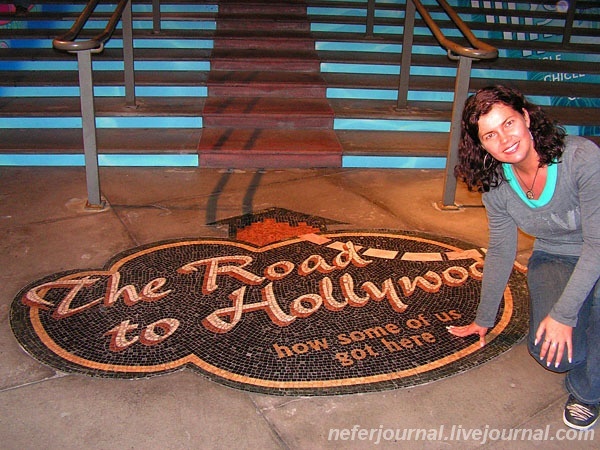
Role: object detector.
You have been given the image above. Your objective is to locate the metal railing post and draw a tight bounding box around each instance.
[53,0,135,211]
[122,0,136,106]
[440,55,472,209]
[397,0,415,109]
[397,0,496,208]
[366,0,375,37]
[562,0,577,45]
[77,50,104,209]
[152,0,161,34]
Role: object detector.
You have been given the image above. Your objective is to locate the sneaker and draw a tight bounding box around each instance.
[563,395,600,430]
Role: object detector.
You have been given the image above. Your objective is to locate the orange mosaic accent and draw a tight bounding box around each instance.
[236,218,321,246]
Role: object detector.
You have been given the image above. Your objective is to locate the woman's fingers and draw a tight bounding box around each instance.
[536,316,574,367]
[447,323,487,347]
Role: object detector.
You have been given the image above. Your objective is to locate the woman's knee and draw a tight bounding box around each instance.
[527,340,581,373]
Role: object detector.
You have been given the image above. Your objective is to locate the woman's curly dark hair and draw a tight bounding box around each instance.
[454,85,566,193]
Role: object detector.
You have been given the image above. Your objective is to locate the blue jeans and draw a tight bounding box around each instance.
[527,251,600,404]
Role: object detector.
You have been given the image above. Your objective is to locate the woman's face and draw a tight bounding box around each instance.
[477,102,535,166]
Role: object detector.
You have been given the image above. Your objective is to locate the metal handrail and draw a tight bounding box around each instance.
[53,0,130,52]
[396,0,499,111]
[413,0,497,60]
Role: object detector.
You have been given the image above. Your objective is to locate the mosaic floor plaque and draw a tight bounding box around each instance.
[10,208,529,396]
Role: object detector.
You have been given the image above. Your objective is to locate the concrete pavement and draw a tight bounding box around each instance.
[0,166,594,449]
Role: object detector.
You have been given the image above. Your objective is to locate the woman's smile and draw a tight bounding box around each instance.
[503,141,519,154]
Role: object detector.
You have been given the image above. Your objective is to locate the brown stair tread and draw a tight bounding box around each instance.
[0,97,204,117]
[213,34,315,50]
[329,98,600,127]
[217,12,308,20]
[198,127,342,168]
[218,0,307,3]
[324,72,600,99]
[317,50,600,75]
[207,71,324,86]
[0,47,212,61]
[203,97,333,117]
[329,99,453,121]
[214,29,312,39]
[0,70,208,87]
[0,128,201,153]
[336,131,449,157]
[207,71,326,97]
[211,48,318,60]
[2,129,596,159]
[199,128,341,153]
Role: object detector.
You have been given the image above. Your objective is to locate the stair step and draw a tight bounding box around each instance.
[197,127,342,168]
[218,0,306,3]
[323,73,600,107]
[329,98,600,129]
[0,10,217,22]
[202,97,334,128]
[218,4,307,15]
[0,97,204,118]
[329,98,452,122]
[336,131,449,157]
[216,17,309,32]
[213,32,315,51]
[0,70,208,89]
[0,128,201,154]
[207,71,325,98]
[0,47,213,62]
[210,49,319,72]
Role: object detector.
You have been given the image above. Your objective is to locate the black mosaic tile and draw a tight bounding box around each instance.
[10,208,528,396]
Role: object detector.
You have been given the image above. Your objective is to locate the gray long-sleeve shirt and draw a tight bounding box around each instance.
[476,135,600,328]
